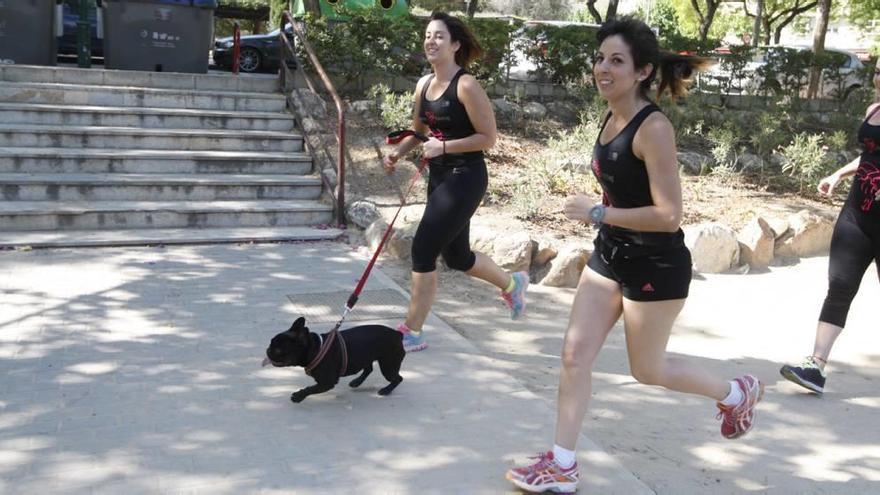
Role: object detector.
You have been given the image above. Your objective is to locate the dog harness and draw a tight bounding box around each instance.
[304,331,348,377]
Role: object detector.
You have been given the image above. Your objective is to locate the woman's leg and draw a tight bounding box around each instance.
[621,298,729,401]
[465,252,512,290]
[404,271,437,332]
[554,267,624,449]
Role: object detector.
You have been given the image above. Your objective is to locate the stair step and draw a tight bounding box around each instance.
[0,226,343,248]
[0,200,333,231]
[0,64,281,93]
[0,81,287,112]
[0,148,312,174]
[0,173,323,201]
[0,103,295,131]
[0,125,303,152]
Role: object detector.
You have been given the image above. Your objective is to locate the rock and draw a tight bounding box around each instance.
[775,210,835,258]
[737,217,775,269]
[471,228,535,272]
[736,153,764,172]
[532,237,558,267]
[522,101,548,120]
[365,218,418,261]
[491,98,522,122]
[322,168,337,188]
[678,151,710,175]
[765,217,789,239]
[540,245,590,287]
[684,222,740,273]
[299,116,322,133]
[545,101,578,123]
[348,99,377,117]
[345,200,380,229]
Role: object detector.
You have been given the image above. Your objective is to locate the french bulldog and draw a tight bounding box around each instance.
[262,316,405,403]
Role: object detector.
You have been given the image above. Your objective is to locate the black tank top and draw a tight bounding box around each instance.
[850,106,880,216]
[419,68,484,167]
[591,103,684,245]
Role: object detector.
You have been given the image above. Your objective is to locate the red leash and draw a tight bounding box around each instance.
[304,130,429,374]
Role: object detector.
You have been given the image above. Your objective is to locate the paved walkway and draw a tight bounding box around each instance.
[0,242,647,494]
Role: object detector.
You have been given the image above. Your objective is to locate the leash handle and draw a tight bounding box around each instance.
[386,129,429,144]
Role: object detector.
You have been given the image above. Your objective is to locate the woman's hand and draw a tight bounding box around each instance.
[383,151,399,174]
[817,173,842,197]
[423,137,445,159]
[563,194,595,223]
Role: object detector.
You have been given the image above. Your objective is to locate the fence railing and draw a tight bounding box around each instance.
[279,12,347,227]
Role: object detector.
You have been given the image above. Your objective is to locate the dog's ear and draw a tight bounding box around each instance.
[288,316,306,333]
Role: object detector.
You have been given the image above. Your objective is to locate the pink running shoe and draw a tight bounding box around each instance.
[506,451,579,494]
[716,374,764,439]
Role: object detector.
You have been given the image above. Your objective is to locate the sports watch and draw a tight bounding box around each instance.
[588,204,606,226]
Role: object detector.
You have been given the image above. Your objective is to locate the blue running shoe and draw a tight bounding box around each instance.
[501,271,529,320]
[397,323,427,353]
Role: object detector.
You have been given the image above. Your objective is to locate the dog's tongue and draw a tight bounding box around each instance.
[261,357,272,367]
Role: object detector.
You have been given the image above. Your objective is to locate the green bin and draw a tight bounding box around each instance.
[98,0,216,73]
[0,0,63,66]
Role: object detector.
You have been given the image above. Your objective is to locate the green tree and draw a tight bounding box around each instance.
[742,0,818,44]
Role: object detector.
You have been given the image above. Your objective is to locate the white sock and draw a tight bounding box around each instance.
[552,444,576,469]
[720,380,743,406]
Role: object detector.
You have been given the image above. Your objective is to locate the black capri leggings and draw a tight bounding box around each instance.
[819,205,880,327]
[411,160,488,273]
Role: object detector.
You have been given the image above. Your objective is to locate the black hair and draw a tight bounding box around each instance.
[429,11,483,68]
[596,16,710,99]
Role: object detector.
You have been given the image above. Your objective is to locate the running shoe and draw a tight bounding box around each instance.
[780,356,826,394]
[506,450,579,494]
[716,374,764,439]
[501,271,529,320]
[397,322,427,353]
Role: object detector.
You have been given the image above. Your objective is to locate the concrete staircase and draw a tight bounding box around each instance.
[0,65,341,248]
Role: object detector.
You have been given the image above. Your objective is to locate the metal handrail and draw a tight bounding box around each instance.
[232,21,241,75]
[279,11,346,227]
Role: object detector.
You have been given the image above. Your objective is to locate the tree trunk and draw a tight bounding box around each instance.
[697,2,719,42]
[586,0,603,23]
[466,0,478,17]
[303,0,322,17]
[605,0,619,20]
[752,0,763,47]
[807,0,832,98]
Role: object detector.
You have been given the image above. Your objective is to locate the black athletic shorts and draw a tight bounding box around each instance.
[586,228,692,302]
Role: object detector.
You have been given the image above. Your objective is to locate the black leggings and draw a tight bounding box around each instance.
[411,161,488,273]
[820,205,880,327]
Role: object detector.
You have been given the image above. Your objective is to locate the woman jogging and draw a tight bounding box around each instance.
[780,58,880,395]
[506,17,764,493]
[383,12,528,352]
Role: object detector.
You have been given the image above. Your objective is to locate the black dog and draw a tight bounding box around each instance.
[262,317,405,403]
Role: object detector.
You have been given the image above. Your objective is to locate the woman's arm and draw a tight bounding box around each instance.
[422,74,496,159]
[604,113,682,232]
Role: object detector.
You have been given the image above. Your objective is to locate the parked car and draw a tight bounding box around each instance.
[213,26,294,73]
[703,45,864,98]
[57,1,103,59]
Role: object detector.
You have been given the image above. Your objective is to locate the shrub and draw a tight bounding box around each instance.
[367,84,413,131]
[779,133,834,193]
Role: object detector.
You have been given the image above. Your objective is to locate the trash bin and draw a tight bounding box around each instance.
[98,0,216,73]
[0,0,63,66]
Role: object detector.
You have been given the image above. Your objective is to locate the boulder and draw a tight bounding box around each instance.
[540,245,590,287]
[737,217,775,269]
[345,200,380,229]
[775,210,835,258]
[522,101,548,120]
[678,151,710,175]
[684,222,740,273]
[471,228,535,272]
